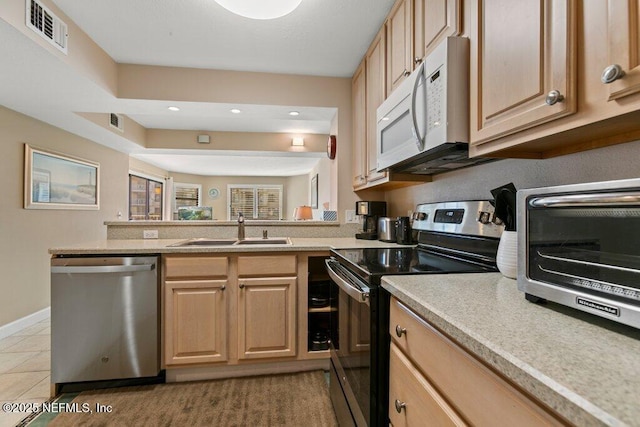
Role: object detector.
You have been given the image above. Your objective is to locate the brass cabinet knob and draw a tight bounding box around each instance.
[403,69,411,76]
[545,90,565,106]
[239,283,245,289]
[394,399,406,413]
[395,325,407,337]
[220,285,226,291]
[601,64,625,84]
[414,57,423,65]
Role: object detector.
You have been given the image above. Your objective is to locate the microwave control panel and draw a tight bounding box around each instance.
[426,68,444,133]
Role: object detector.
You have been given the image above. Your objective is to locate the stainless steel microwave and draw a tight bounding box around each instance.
[376,36,470,173]
[518,178,640,329]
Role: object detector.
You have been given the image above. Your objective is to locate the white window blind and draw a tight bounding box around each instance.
[228,185,282,220]
[174,183,201,209]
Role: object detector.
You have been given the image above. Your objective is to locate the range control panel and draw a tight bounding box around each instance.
[412,200,504,238]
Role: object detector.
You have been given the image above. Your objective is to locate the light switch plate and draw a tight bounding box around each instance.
[143,229,159,239]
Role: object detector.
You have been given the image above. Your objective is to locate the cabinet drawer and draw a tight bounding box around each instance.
[238,255,296,276]
[389,343,466,427]
[164,255,228,279]
[390,298,564,426]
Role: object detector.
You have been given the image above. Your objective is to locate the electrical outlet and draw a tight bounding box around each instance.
[345,209,359,224]
[143,229,158,239]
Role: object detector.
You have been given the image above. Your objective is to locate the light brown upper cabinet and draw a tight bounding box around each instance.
[353,24,430,191]
[603,0,640,101]
[387,0,413,95]
[352,60,367,188]
[470,0,577,148]
[414,0,462,61]
[466,0,640,158]
[364,27,388,186]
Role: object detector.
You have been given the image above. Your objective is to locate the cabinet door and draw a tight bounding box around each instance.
[604,0,640,100]
[387,0,413,95]
[165,280,227,365]
[471,0,577,146]
[365,27,388,183]
[389,343,466,427]
[352,60,367,188]
[415,0,461,60]
[238,277,297,359]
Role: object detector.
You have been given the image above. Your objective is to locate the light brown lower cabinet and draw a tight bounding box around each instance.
[389,342,466,426]
[163,254,298,368]
[238,276,297,359]
[165,279,228,365]
[389,298,566,426]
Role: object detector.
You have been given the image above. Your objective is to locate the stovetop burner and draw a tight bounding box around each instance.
[332,200,504,284]
[331,245,497,279]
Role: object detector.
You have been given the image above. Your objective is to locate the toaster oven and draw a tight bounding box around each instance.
[518,178,640,329]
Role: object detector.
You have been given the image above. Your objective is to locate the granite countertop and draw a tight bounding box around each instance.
[49,237,409,255]
[382,273,640,427]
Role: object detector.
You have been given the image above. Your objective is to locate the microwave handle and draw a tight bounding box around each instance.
[529,192,640,207]
[410,62,426,151]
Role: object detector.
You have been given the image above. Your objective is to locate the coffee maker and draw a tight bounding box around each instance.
[355,201,387,240]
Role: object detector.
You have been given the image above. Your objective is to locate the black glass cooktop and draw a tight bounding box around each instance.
[331,246,497,280]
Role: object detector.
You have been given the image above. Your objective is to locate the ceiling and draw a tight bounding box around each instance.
[0,0,394,176]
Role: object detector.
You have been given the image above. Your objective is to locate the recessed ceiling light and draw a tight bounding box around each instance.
[289,111,300,116]
[213,0,302,20]
[230,108,242,114]
[168,106,180,111]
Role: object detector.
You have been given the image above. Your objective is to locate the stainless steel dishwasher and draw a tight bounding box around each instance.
[51,256,160,385]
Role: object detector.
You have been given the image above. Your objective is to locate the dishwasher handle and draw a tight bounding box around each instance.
[51,263,155,274]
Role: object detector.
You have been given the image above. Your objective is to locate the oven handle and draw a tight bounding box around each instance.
[529,192,640,207]
[325,259,370,305]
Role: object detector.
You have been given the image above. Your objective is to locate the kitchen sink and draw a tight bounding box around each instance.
[168,237,291,247]
[168,238,237,247]
[235,238,291,245]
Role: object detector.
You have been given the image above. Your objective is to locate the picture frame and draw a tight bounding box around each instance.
[311,174,318,209]
[24,144,100,210]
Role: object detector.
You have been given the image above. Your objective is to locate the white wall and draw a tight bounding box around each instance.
[0,107,129,327]
[384,139,640,216]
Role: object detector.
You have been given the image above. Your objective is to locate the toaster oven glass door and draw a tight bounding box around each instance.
[526,191,640,304]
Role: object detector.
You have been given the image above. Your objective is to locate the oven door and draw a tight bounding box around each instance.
[326,259,371,427]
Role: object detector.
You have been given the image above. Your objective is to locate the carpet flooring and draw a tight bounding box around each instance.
[35,370,337,426]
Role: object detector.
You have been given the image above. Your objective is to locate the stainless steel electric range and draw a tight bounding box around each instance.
[325,200,504,426]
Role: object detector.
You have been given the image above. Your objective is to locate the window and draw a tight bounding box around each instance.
[228,185,282,220]
[174,183,201,209]
[129,174,163,220]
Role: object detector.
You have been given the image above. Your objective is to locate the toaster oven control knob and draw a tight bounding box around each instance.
[478,211,492,224]
[413,212,427,221]
[545,90,565,106]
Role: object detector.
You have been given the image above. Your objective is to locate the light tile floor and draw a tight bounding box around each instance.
[0,319,51,427]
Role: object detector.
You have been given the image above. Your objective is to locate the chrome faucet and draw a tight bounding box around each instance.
[237,212,245,240]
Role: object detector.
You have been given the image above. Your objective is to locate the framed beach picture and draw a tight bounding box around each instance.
[24,144,100,210]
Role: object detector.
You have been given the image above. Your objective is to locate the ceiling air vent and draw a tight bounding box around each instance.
[26,0,68,54]
[109,113,124,132]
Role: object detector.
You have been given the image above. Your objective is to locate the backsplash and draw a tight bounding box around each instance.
[385,139,640,216]
[106,221,359,240]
